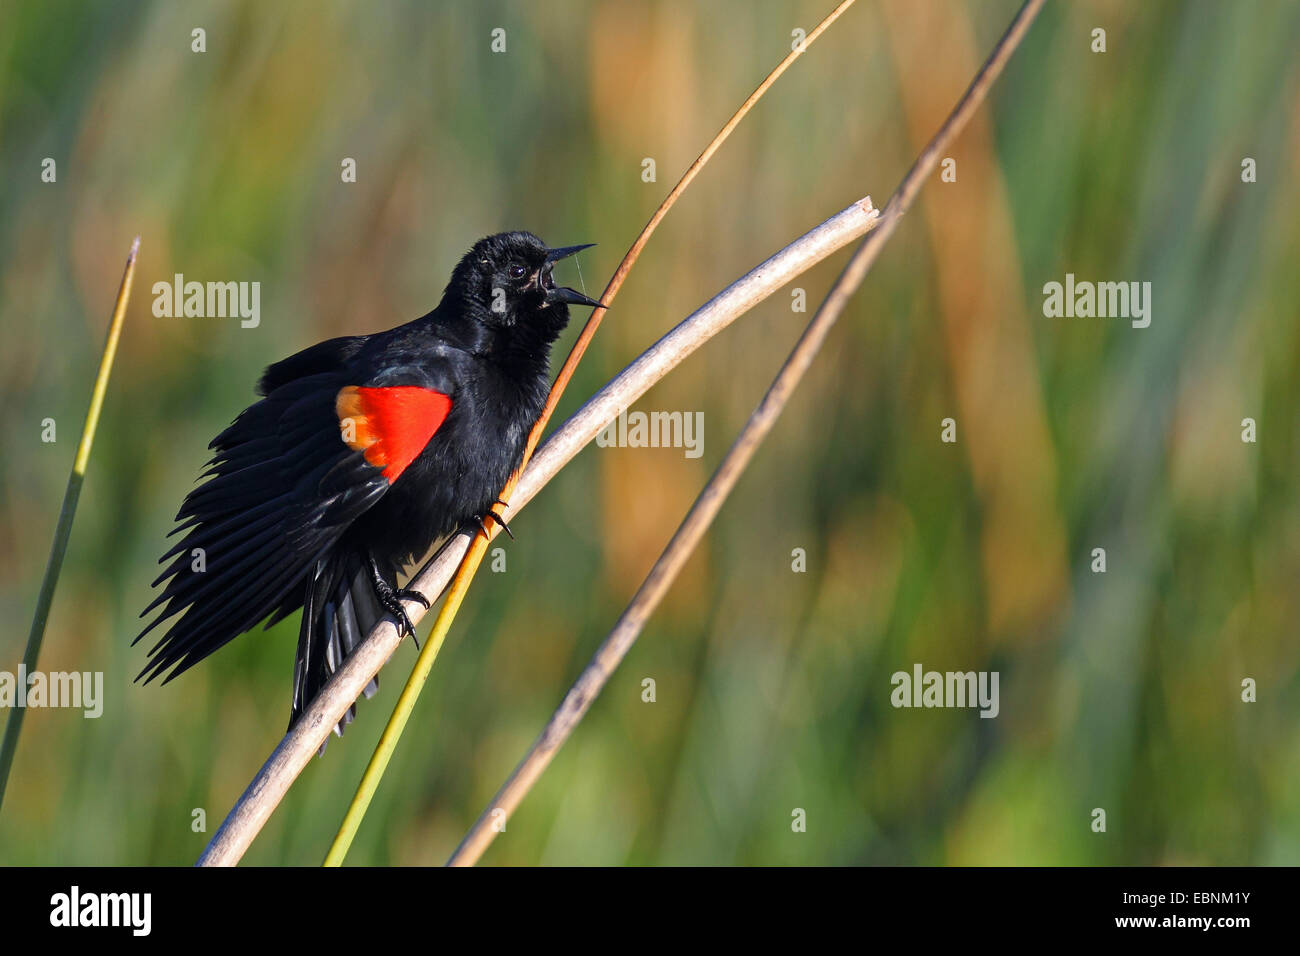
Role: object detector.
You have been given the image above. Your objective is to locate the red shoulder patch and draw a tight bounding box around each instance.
[335,385,452,483]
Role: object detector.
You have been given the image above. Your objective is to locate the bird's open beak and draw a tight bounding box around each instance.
[547,285,602,308]
[544,243,601,308]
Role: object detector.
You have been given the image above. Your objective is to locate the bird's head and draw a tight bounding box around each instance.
[447,231,599,346]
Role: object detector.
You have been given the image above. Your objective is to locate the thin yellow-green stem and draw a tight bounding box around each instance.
[322,0,860,865]
[0,237,139,812]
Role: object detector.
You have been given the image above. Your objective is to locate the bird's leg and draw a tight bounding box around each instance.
[368,556,429,646]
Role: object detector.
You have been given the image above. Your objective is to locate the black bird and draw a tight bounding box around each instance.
[136,231,598,741]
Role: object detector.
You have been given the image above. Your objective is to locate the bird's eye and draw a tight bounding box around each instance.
[508,264,527,279]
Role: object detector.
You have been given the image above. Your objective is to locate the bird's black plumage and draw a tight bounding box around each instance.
[136,231,598,743]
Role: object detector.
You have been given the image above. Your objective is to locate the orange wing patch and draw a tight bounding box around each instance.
[335,385,453,482]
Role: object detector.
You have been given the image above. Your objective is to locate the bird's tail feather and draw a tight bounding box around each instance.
[292,548,385,752]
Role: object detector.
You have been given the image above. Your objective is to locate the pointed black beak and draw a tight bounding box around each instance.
[546,285,602,309]
[543,243,600,308]
[545,243,595,263]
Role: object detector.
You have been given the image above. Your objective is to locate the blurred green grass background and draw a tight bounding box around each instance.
[1,0,1298,865]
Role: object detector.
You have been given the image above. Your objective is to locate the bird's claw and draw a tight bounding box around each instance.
[368,558,427,647]
[375,589,418,643]
[472,509,514,540]
[395,587,430,646]
[394,587,431,609]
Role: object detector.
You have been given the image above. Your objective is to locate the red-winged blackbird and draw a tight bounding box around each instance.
[136,232,598,740]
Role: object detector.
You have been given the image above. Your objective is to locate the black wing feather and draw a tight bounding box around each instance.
[136,368,389,686]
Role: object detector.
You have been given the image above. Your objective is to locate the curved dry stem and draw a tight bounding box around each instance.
[445,0,1047,867]
[197,195,879,866]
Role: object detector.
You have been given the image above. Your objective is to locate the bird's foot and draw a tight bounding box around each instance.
[368,558,428,645]
[490,499,515,539]
[472,507,514,541]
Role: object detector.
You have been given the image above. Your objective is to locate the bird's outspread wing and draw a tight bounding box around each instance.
[135,367,389,684]
[137,336,459,745]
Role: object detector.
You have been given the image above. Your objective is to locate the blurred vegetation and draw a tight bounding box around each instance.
[1,0,1297,865]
